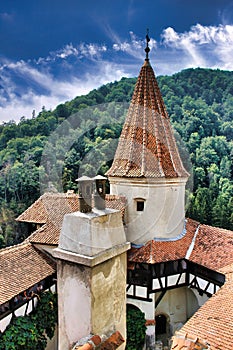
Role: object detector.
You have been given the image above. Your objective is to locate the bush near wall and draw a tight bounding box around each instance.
[0,291,57,350]
[126,305,147,350]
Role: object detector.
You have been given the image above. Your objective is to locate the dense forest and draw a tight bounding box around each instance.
[0,67,232,247]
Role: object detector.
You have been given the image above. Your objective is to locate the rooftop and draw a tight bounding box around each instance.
[128,219,233,272]
[106,60,188,179]
[0,242,56,304]
[128,218,198,264]
[2,190,233,349]
[180,265,233,350]
[17,192,126,245]
[189,224,233,271]
[171,331,210,349]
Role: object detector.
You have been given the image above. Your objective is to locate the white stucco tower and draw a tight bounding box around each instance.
[106,38,189,246]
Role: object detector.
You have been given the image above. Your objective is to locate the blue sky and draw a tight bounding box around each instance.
[1,0,233,122]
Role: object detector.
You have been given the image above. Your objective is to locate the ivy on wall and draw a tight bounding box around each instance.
[126,304,146,350]
[0,291,57,350]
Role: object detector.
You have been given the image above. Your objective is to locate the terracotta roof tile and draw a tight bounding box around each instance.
[181,274,233,350]
[128,219,198,264]
[171,331,210,349]
[18,193,126,246]
[73,331,124,350]
[128,220,233,273]
[0,242,56,304]
[189,224,233,271]
[145,319,155,326]
[27,222,61,245]
[16,192,79,224]
[106,60,188,179]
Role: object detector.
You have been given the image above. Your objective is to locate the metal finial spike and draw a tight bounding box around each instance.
[145,29,150,60]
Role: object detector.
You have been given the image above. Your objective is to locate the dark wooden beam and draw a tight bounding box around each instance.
[155,290,166,308]
[126,294,153,302]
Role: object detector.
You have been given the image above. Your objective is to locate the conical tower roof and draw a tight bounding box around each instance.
[106,46,188,179]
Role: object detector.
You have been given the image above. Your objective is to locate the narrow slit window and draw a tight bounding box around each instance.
[137,201,144,211]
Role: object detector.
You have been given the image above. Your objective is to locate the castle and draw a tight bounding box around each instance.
[0,35,233,350]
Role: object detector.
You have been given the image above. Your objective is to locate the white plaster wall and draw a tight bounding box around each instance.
[188,287,209,308]
[186,289,200,320]
[57,252,128,350]
[56,261,91,350]
[154,287,200,335]
[92,252,127,343]
[59,209,126,256]
[126,293,155,320]
[109,177,187,245]
[0,314,12,333]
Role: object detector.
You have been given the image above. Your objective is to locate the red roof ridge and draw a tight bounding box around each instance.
[0,241,31,255]
[200,223,233,235]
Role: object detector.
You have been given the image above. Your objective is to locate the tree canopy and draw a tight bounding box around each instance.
[0,67,232,247]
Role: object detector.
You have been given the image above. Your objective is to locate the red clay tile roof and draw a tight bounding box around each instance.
[0,242,56,304]
[27,222,61,245]
[106,60,188,179]
[171,331,210,349]
[73,331,124,350]
[128,219,199,264]
[16,192,79,224]
[189,224,233,271]
[180,266,233,350]
[18,192,126,245]
[128,220,233,273]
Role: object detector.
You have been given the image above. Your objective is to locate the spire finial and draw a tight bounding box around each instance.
[145,28,150,60]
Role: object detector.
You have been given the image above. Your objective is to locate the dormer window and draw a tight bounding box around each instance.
[135,198,145,211]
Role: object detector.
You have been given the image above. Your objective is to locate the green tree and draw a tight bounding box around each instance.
[191,187,213,224]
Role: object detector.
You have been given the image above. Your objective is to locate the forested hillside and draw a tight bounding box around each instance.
[0,68,232,247]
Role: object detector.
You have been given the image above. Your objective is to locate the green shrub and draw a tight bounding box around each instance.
[0,291,57,350]
[0,316,47,350]
[126,305,146,350]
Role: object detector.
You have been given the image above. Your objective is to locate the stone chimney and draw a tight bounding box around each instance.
[93,175,107,210]
[53,177,130,350]
[76,176,93,213]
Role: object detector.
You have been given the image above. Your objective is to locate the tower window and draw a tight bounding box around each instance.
[136,201,144,211]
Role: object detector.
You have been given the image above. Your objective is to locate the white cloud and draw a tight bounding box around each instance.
[112,31,157,60]
[36,42,108,65]
[1,25,233,123]
[56,44,79,59]
[161,24,233,71]
[0,59,128,122]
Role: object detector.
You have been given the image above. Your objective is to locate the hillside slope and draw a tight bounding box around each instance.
[0,68,232,246]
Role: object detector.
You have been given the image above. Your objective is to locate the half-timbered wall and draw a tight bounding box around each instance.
[0,274,56,332]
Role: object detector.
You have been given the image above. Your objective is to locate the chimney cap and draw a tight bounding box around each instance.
[93,175,107,181]
[75,175,93,182]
